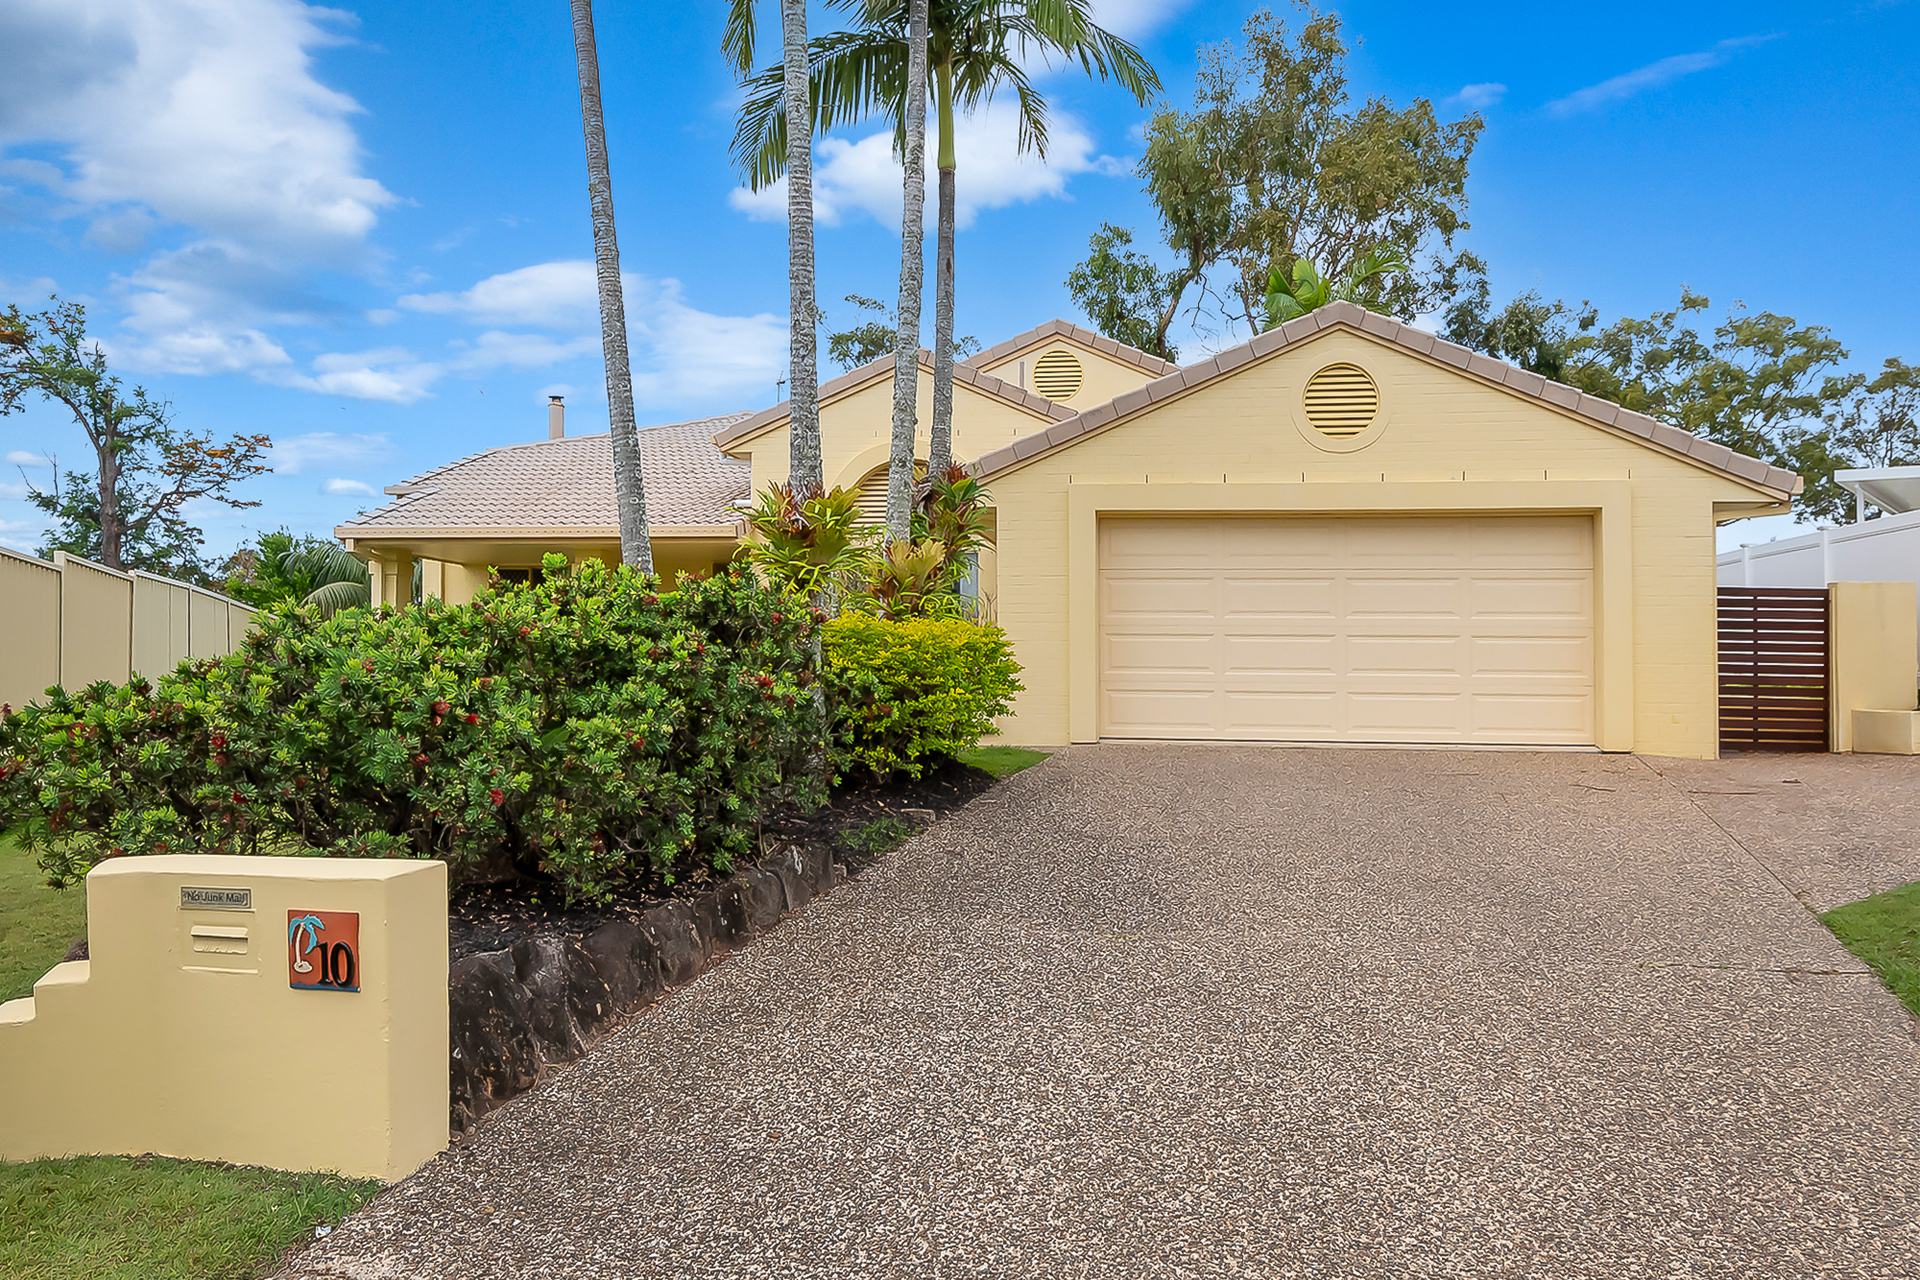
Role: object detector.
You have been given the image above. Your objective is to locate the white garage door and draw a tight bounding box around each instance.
[1099,515,1595,744]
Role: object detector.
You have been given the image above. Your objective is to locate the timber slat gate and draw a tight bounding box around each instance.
[1718,587,1830,752]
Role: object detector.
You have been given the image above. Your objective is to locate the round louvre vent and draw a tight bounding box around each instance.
[1302,363,1379,438]
[1031,349,1084,401]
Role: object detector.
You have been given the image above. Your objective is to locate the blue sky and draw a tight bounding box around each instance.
[3,0,1916,562]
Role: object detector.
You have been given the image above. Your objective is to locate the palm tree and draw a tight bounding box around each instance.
[284,541,376,616]
[569,0,653,574]
[885,0,930,542]
[731,1,1158,479]
[1262,248,1409,330]
[724,0,824,496]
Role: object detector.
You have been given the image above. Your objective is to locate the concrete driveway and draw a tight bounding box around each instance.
[287,747,1920,1279]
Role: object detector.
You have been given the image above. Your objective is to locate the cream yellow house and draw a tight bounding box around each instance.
[340,308,1800,759]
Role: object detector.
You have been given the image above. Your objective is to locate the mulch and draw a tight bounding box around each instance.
[447,758,997,961]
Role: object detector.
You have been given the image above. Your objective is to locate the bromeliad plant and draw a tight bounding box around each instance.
[0,555,828,900]
[738,482,868,603]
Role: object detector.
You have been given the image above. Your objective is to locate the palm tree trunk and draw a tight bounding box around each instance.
[570,0,653,575]
[927,60,957,479]
[781,0,822,497]
[883,0,930,543]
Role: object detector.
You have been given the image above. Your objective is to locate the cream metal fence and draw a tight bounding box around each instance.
[0,546,258,710]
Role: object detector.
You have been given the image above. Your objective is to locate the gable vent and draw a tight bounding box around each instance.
[1031,349,1084,401]
[1302,362,1379,438]
[852,463,923,526]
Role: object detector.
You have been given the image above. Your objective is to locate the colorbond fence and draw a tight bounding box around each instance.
[0,546,257,711]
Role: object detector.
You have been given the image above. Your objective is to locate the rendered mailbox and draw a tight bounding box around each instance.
[0,855,447,1182]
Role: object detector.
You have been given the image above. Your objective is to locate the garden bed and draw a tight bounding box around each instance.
[448,755,998,961]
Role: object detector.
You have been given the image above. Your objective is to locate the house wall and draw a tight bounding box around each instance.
[741,368,1057,499]
[976,339,1159,411]
[1717,510,1920,662]
[407,538,740,607]
[986,328,1775,759]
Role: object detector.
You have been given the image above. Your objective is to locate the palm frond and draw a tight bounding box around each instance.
[302,578,371,618]
[284,541,370,590]
[732,31,910,188]
[722,0,760,77]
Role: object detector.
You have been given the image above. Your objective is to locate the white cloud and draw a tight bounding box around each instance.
[0,0,396,258]
[321,477,376,496]
[400,261,600,330]
[1082,0,1192,41]
[269,431,393,475]
[393,262,785,410]
[1545,35,1778,117]
[6,451,52,467]
[1452,83,1507,110]
[0,482,31,501]
[730,101,1124,232]
[267,348,444,405]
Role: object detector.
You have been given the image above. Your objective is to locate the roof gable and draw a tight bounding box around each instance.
[963,318,1176,378]
[713,347,1072,453]
[972,301,1800,498]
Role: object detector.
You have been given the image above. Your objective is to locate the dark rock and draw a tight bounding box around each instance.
[62,937,88,963]
[642,902,703,986]
[509,935,599,1064]
[765,851,806,913]
[448,951,542,1133]
[580,921,659,1017]
[743,868,785,931]
[713,878,753,944]
[688,890,729,957]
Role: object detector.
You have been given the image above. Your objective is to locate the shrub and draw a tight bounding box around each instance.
[822,614,1022,778]
[0,555,827,900]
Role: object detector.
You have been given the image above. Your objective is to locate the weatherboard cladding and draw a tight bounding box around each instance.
[338,414,752,536]
[970,301,1801,497]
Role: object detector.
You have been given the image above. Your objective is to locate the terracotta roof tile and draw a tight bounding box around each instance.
[336,414,751,538]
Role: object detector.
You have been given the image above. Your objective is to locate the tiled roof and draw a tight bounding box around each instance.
[713,346,1076,452]
[336,414,753,540]
[960,318,1178,377]
[972,301,1802,498]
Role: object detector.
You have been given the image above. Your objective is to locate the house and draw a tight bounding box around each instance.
[341,305,1802,759]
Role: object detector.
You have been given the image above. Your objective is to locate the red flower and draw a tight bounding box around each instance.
[362,659,375,672]
[433,700,451,716]
[413,753,430,767]
[209,732,227,750]
[465,713,479,725]
[489,789,504,805]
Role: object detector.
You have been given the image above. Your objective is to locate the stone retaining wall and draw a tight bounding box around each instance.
[448,842,834,1134]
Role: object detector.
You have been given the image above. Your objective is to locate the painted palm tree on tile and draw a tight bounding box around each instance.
[724,0,825,497]
[730,0,1158,497]
[570,0,653,574]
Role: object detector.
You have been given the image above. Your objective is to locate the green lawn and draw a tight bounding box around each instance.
[0,1155,377,1280]
[955,746,1050,779]
[0,835,87,1004]
[1822,881,1920,1017]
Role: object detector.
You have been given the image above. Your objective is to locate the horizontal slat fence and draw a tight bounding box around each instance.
[1718,586,1829,752]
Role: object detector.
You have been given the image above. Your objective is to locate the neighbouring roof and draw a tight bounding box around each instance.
[712,346,1076,453]
[336,414,753,542]
[973,301,1802,498]
[960,317,1178,377]
[1836,465,1920,516]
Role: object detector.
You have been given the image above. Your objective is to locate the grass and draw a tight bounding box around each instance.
[954,746,1049,779]
[1822,881,1920,1018]
[0,835,87,1004]
[0,1155,377,1280]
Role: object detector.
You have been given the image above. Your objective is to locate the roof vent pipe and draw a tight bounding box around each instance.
[548,395,564,439]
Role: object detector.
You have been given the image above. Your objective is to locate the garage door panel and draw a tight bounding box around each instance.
[1103,689,1220,736]
[1470,635,1592,676]
[1099,515,1595,744]
[1345,576,1465,617]
[1222,575,1337,617]
[1221,632,1339,675]
[1471,574,1593,620]
[1221,691,1339,736]
[1104,575,1216,616]
[1104,631,1217,675]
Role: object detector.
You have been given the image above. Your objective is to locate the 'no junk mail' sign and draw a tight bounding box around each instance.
[287,911,360,992]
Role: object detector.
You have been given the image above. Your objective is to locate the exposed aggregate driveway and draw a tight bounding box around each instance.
[287,747,1920,1279]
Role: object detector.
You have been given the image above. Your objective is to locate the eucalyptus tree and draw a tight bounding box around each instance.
[724,0,824,495]
[569,0,653,573]
[732,0,1157,480]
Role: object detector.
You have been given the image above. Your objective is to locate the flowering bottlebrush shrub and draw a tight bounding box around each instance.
[822,614,1023,779]
[0,555,826,900]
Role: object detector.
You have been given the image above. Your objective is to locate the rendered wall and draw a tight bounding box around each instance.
[0,855,448,1182]
[986,328,1781,758]
[1829,581,1920,752]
